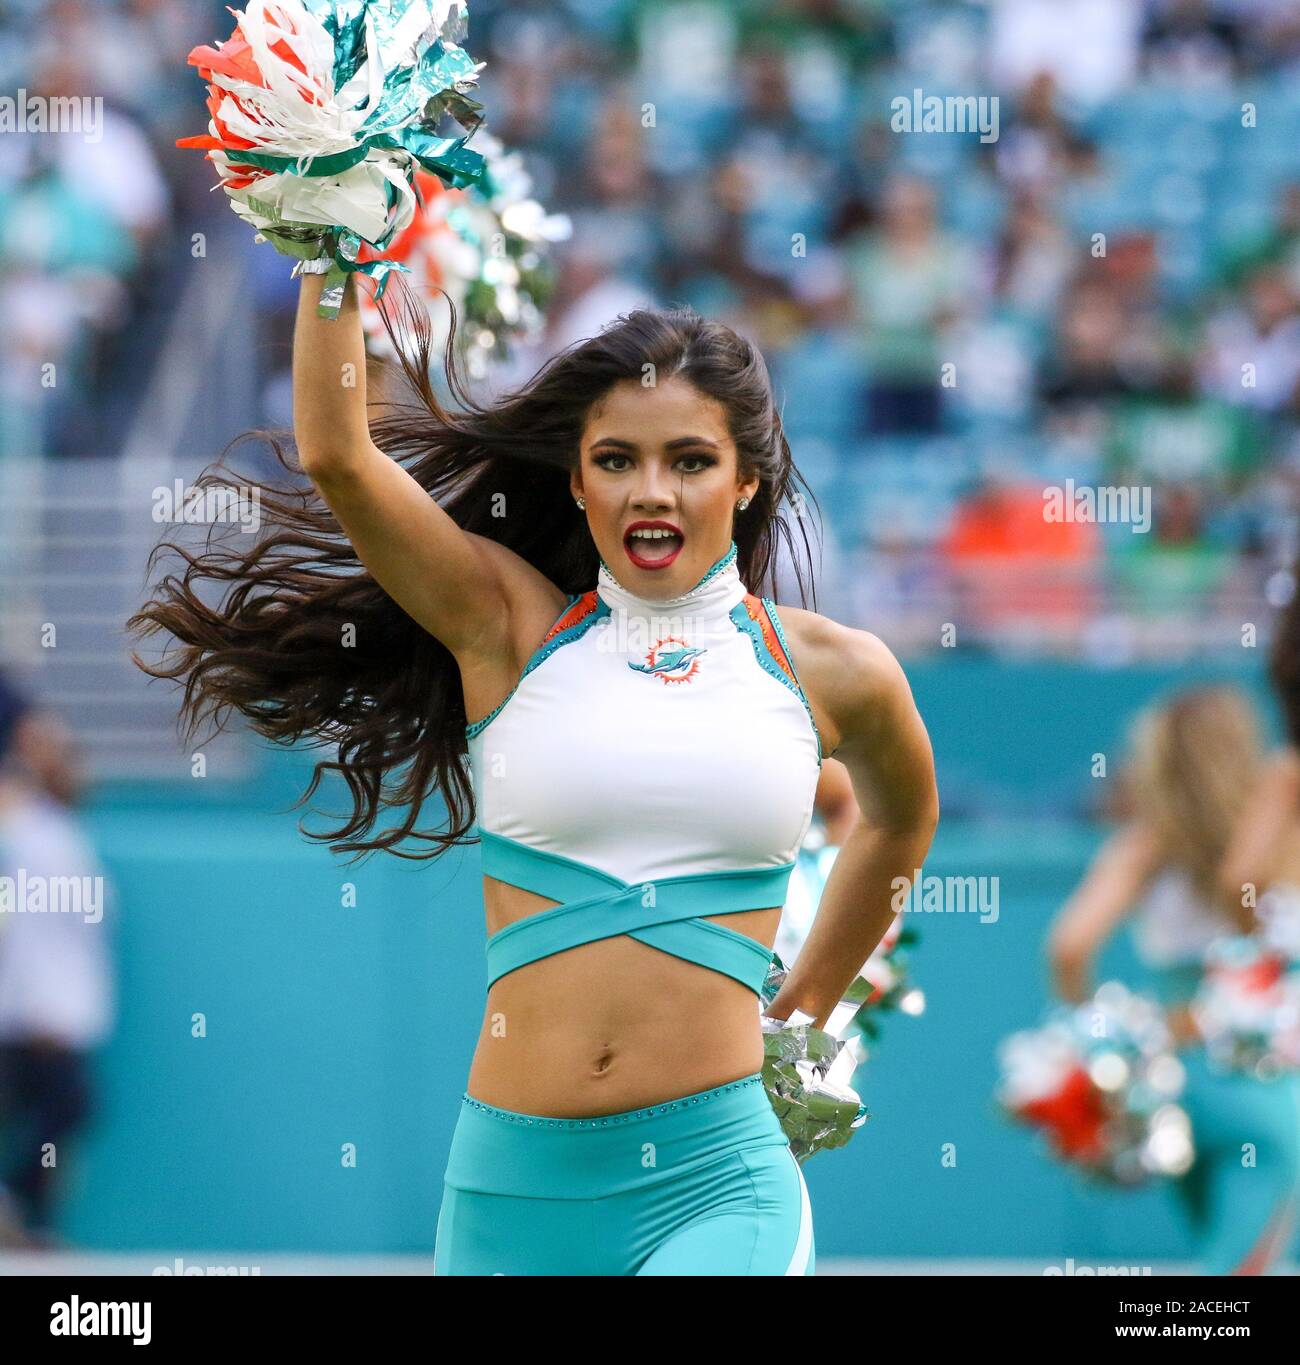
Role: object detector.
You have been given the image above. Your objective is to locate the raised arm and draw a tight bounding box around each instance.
[1045,822,1163,1004]
[292,274,559,661]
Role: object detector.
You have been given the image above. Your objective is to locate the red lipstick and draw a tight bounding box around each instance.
[624,520,684,571]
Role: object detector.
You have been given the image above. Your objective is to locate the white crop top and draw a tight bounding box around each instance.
[1133,866,1233,968]
[466,540,823,888]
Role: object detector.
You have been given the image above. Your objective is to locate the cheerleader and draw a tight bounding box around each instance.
[1048,688,1300,1274]
[130,272,939,1275]
[1222,568,1300,913]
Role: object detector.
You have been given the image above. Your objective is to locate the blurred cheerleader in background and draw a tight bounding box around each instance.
[1048,687,1300,1275]
[1222,571,1300,920]
[775,759,860,970]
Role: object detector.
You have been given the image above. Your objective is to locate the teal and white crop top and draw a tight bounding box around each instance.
[466,540,824,998]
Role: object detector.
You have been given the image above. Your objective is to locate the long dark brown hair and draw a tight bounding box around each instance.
[128,284,822,861]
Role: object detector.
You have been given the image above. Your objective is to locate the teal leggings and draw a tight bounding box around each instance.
[1172,1049,1300,1275]
[1148,966,1300,1274]
[433,1072,814,1276]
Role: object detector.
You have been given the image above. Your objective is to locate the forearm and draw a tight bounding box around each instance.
[293,274,376,473]
[770,818,935,1029]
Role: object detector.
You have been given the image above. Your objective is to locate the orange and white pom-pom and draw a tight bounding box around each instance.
[357,171,478,356]
[178,2,483,252]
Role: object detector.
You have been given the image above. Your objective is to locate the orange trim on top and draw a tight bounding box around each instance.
[543,590,598,644]
[742,594,797,687]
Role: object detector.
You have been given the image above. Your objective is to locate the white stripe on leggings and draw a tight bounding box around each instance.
[784,1148,814,1275]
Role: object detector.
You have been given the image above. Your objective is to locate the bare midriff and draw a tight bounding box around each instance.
[464,873,782,1118]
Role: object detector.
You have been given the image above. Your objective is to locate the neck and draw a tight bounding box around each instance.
[597,540,745,620]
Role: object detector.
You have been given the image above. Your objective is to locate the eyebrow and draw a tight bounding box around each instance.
[589,437,721,451]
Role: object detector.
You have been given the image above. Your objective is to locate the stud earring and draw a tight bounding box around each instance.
[575,496,586,510]
[736,497,750,511]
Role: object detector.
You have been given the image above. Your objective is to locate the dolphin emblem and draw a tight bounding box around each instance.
[629,644,706,678]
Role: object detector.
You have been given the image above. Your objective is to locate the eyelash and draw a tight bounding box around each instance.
[593,453,718,472]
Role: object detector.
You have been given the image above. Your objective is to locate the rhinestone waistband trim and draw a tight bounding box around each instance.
[461,1072,765,1129]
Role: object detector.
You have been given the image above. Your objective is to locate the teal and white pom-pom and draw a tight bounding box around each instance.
[179,1,489,317]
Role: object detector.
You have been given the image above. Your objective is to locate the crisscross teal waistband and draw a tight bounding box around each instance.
[479,830,791,995]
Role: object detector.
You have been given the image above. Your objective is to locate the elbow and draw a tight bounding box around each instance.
[293,414,375,485]
[1045,924,1090,977]
[1045,934,1079,975]
[295,440,363,489]
[295,438,341,479]
[862,803,938,848]
[910,792,940,849]
[888,796,940,848]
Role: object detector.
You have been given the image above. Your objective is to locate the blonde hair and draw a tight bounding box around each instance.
[1127,686,1263,899]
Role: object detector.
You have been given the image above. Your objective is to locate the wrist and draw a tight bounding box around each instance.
[766,970,840,1029]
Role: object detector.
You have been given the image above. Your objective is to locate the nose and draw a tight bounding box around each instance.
[630,465,677,511]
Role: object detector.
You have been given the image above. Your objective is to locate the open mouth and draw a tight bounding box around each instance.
[624,522,684,570]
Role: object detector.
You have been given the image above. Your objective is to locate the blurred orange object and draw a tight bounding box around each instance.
[943,482,1100,632]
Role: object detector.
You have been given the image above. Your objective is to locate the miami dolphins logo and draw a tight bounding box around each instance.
[628,635,706,684]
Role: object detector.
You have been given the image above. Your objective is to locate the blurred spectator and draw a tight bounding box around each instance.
[0,1,193,458]
[1105,349,1265,491]
[1107,483,1236,618]
[989,188,1077,322]
[1198,264,1300,415]
[993,73,1099,196]
[1215,182,1300,294]
[6,0,1300,657]
[0,674,115,1248]
[987,0,1142,105]
[844,174,973,434]
[1038,277,1145,420]
[1141,0,1246,86]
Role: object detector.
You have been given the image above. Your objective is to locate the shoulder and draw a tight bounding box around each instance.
[774,605,916,746]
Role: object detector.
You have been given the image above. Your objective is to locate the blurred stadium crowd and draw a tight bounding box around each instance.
[5,0,1300,660]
